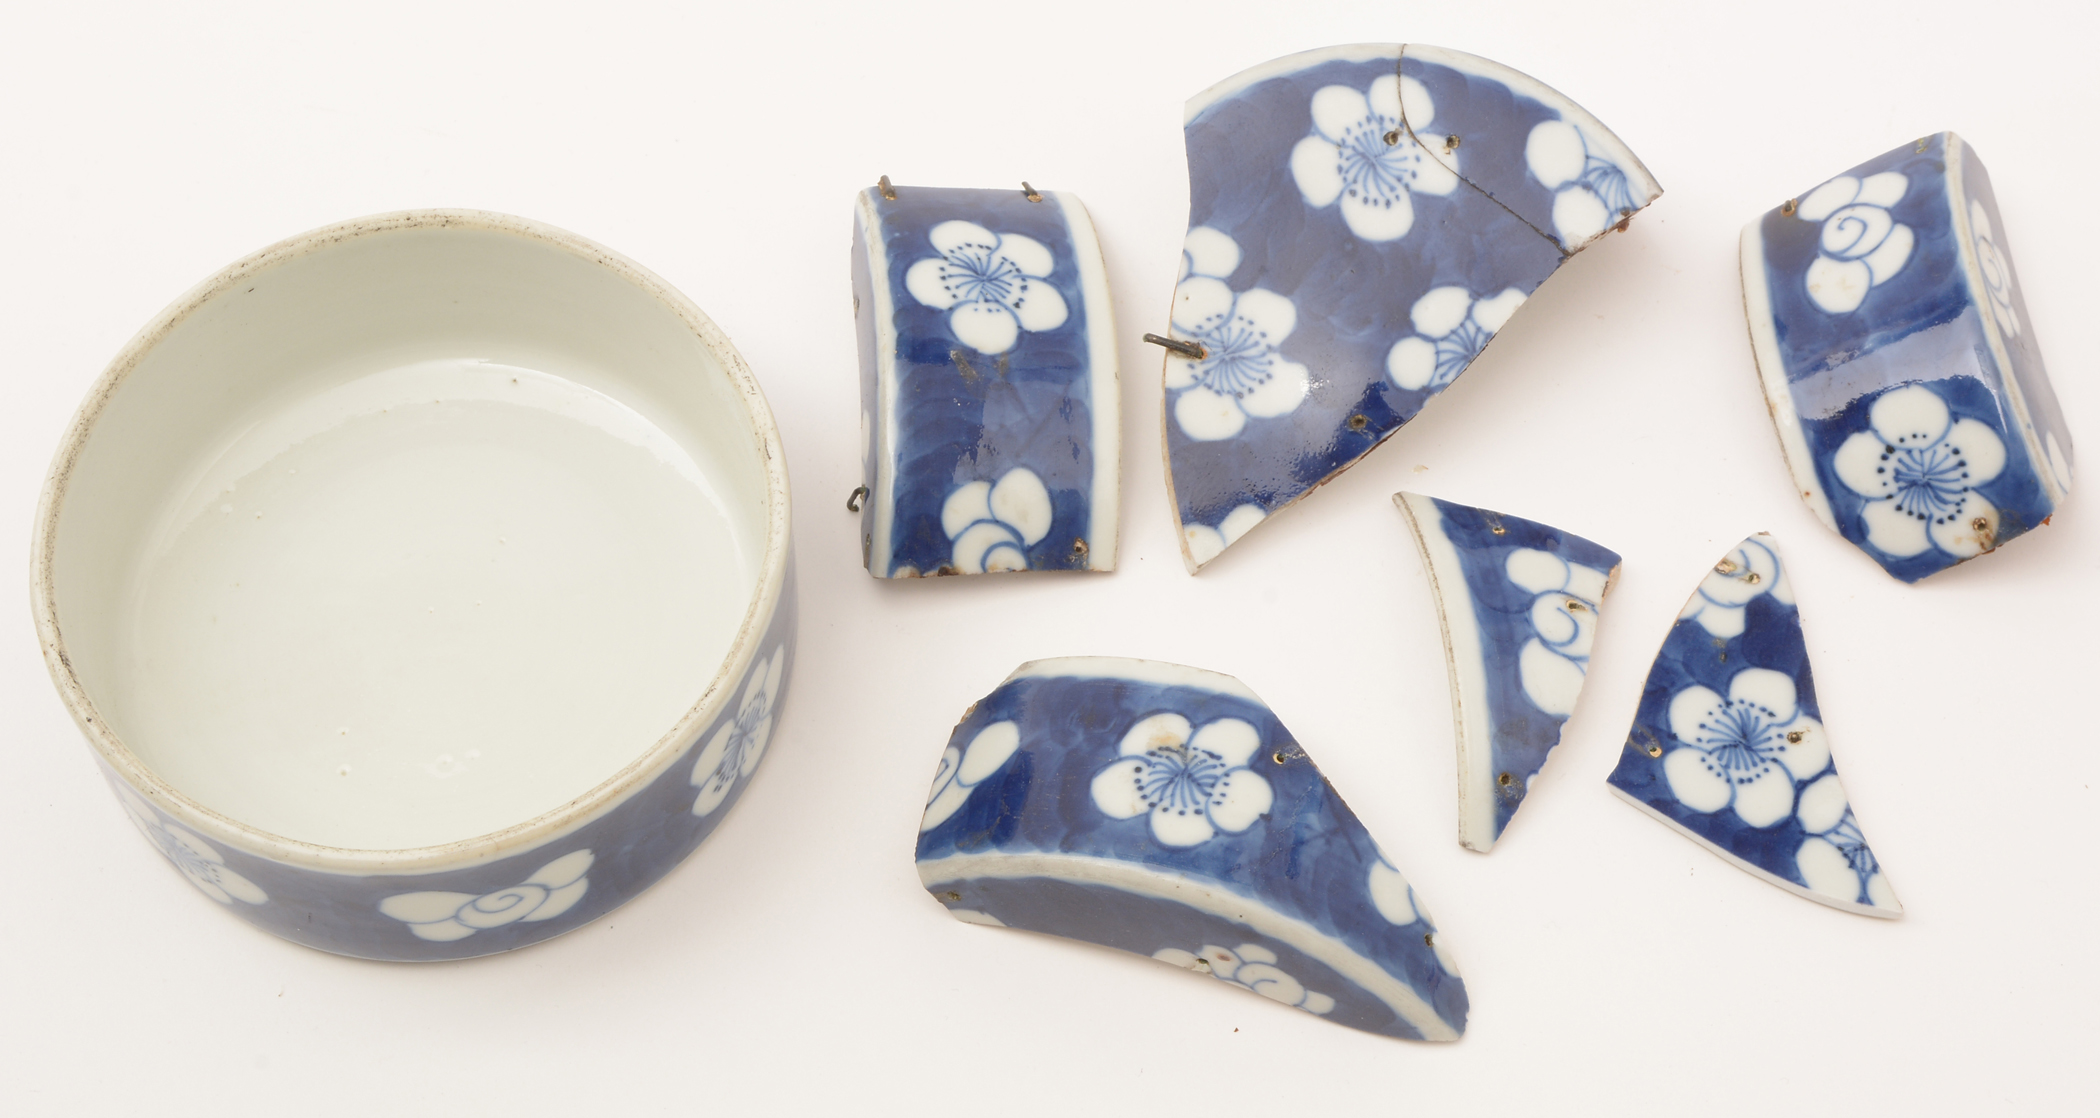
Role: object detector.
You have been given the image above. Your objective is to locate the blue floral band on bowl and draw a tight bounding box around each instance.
[1396,493,1621,853]
[852,184,1119,578]
[915,656,1466,1041]
[1164,43,1661,571]
[1741,132,2073,582]
[1605,536,1900,918]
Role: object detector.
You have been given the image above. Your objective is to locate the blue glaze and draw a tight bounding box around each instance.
[108,564,800,960]
[1604,537,1900,918]
[916,657,1465,1041]
[1167,44,1660,570]
[1398,494,1620,851]
[853,184,1117,578]
[1743,132,2072,582]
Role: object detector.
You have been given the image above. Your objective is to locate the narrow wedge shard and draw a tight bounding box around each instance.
[1396,493,1621,852]
[1606,536,1901,918]
[1165,44,1661,571]
[916,657,1467,1041]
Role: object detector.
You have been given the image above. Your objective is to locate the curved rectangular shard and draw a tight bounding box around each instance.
[1166,44,1660,571]
[1605,536,1901,918]
[1742,133,2072,582]
[853,182,1119,577]
[916,657,1466,1041]
[1396,493,1621,853]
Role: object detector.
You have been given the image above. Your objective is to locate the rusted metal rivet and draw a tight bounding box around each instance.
[942,891,961,902]
[877,174,896,200]
[1780,197,1797,216]
[1382,129,1401,145]
[1497,771,1514,787]
[1786,731,1805,744]
[1347,413,1369,431]
[1072,538,1089,556]
[1143,332,1206,360]
[1444,133,1460,152]
[846,485,870,513]
[1021,181,1042,202]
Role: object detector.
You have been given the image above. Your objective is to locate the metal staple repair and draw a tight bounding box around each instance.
[1142,333,1205,360]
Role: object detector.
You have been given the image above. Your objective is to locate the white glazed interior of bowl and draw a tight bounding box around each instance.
[48,218,770,850]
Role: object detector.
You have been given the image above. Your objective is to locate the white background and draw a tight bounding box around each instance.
[2,1,2093,1113]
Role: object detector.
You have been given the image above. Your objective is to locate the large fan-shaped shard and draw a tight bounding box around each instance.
[1166,44,1661,571]
[1396,493,1621,853]
[916,657,1467,1041]
[1605,536,1902,918]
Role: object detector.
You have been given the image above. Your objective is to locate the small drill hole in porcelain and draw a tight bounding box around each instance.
[1780,198,1798,216]
[1645,743,1663,758]
[1786,731,1805,744]
[1496,772,1513,786]
[1444,134,1460,152]
[1423,933,1435,947]
[1272,751,1287,765]
[1347,413,1369,431]
[943,891,961,902]
[1382,129,1400,145]
[1566,600,1585,612]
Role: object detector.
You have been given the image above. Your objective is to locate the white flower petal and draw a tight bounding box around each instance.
[904,257,960,310]
[1505,548,1570,594]
[1219,504,1266,544]
[1191,718,1262,767]
[1120,712,1192,756]
[1770,716,1828,783]
[182,870,233,905]
[1861,222,1914,285]
[1666,685,1727,746]
[1366,73,1403,121]
[1302,990,1336,1015]
[1399,75,1435,128]
[1184,524,1226,566]
[993,233,1054,278]
[1795,836,1861,903]
[1805,255,1872,314]
[1233,287,1298,342]
[922,780,973,833]
[989,468,1054,545]
[1680,600,1746,639]
[1796,773,1849,835]
[1564,562,1609,603]
[1518,638,1585,717]
[1206,770,1274,834]
[1726,668,1799,723]
[526,850,594,890]
[929,219,998,256]
[1237,962,1307,1006]
[1868,384,1952,448]
[1860,497,1933,558]
[1472,288,1527,333]
[1171,275,1236,334]
[949,302,1020,355]
[1525,119,1586,189]
[1410,285,1474,338]
[1946,417,2006,485]
[690,722,733,786]
[213,868,268,905]
[1531,592,1594,655]
[1796,176,1861,223]
[1411,146,1460,196]
[1663,747,1733,814]
[1731,764,1796,828]
[1866,873,1900,910]
[1832,431,1897,499]
[1238,359,1309,419]
[1235,942,1278,966]
[1386,336,1437,390]
[1090,758,1151,820]
[1290,134,1345,208]
[1150,805,1218,847]
[1821,203,1895,260]
[1164,354,1202,391]
[958,720,1022,785]
[524,878,588,922]
[1175,386,1247,441]
[408,919,478,942]
[1183,225,1241,279]
[1553,187,1611,244]
[1010,279,1067,333]
[458,885,548,929]
[984,544,1028,570]
[1928,491,2000,558]
[1309,83,1371,143]
[951,520,1023,573]
[942,480,994,540]
[1367,859,1418,925]
[1340,188,1417,242]
[1856,171,1909,208]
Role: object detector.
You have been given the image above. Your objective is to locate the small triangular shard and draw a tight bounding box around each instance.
[1605,535,1901,917]
[1396,493,1621,852]
[916,657,1467,1041]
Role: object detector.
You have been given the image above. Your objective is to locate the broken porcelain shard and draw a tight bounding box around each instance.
[1742,133,2072,583]
[1396,493,1621,853]
[852,183,1119,578]
[916,657,1466,1041]
[1165,44,1661,572]
[1605,535,1901,919]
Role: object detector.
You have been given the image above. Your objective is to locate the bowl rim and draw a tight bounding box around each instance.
[29,208,793,875]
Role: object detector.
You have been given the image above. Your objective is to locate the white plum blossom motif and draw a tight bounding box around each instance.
[1678,536,1793,639]
[379,851,592,942]
[1154,943,1336,1015]
[1090,712,1274,848]
[1524,119,1640,245]
[904,220,1068,355]
[1166,227,1309,441]
[1369,851,1457,974]
[1797,172,1914,314]
[1182,503,1265,567]
[1832,384,2006,559]
[1663,668,1829,828]
[1386,286,1527,393]
[922,720,1021,832]
[1505,549,1610,718]
[1968,199,2021,337]
[691,645,787,816]
[1793,773,1898,910]
[1289,73,1458,242]
[941,468,1052,573]
[116,788,266,906]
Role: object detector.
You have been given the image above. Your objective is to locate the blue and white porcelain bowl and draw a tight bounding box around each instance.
[31,211,796,960]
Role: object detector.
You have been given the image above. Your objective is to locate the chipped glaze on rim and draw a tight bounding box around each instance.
[30,209,793,876]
